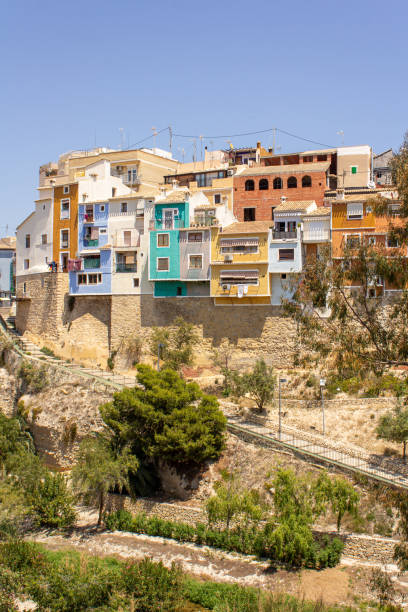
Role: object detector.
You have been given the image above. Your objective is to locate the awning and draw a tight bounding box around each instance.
[79,249,100,255]
[220,238,259,247]
[220,270,259,280]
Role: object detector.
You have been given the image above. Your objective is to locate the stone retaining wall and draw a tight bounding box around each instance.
[106,493,398,564]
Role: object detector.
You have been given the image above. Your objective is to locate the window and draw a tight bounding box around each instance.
[281,273,287,279]
[23,282,26,293]
[368,236,376,246]
[389,203,401,216]
[61,253,69,271]
[317,154,327,161]
[157,233,169,247]
[273,177,282,190]
[61,199,70,219]
[163,208,178,229]
[244,208,256,221]
[245,179,255,191]
[25,234,30,248]
[176,286,183,296]
[61,230,69,248]
[387,235,399,248]
[214,194,221,204]
[100,204,105,212]
[157,257,169,271]
[303,155,313,162]
[259,178,269,190]
[302,175,312,187]
[287,176,297,188]
[121,202,128,213]
[112,188,116,197]
[188,232,202,243]
[83,255,100,269]
[88,274,102,284]
[78,274,87,285]
[220,270,259,285]
[133,278,139,288]
[189,255,203,269]
[346,235,361,248]
[279,249,295,261]
[271,206,276,219]
[24,259,29,270]
[350,166,358,175]
[41,234,47,245]
[347,203,363,219]
[99,228,107,235]
[63,185,70,194]
[287,221,297,232]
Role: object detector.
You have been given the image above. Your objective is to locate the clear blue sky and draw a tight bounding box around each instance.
[1,0,407,234]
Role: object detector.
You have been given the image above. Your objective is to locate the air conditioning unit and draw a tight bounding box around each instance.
[208,209,215,216]
[222,284,230,291]
[224,254,233,262]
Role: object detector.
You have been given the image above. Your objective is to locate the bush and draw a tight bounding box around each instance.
[27,472,76,528]
[104,510,343,569]
[121,557,183,611]
[17,361,49,394]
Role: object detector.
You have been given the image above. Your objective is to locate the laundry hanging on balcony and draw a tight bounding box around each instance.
[68,259,82,272]
[90,227,99,240]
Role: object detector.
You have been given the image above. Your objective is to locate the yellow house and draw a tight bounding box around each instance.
[211,221,272,305]
[53,182,78,271]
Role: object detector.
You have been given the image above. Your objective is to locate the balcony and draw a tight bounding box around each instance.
[116,263,137,273]
[273,230,298,240]
[84,239,99,247]
[150,219,185,230]
[193,216,218,227]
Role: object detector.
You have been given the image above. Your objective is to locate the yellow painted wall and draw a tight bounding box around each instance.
[53,183,78,263]
[211,263,270,299]
[190,176,234,210]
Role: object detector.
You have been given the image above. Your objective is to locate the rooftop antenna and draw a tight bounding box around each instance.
[192,139,197,164]
[168,126,173,154]
[199,135,204,161]
[177,147,185,163]
[152,126,158,149]
[119,128,125,150]
[337,130,344,146]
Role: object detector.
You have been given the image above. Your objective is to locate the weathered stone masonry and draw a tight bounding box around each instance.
[16,273,298,368]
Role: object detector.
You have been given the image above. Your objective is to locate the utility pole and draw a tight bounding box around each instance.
[320,378,326,436]
[278,377,287,440]
[199,135,204,161]
[152,126,158,149]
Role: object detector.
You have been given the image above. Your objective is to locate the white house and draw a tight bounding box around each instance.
[16,189,53,276]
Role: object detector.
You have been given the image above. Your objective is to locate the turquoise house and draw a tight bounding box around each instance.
[149,196,190,297]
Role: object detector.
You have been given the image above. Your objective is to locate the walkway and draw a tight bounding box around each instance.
[2,315,408,491]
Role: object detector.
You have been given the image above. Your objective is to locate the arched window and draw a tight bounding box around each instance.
[245,179,255,191]
[259,178,269,190]
[302,175,312,187]
[287,176,297,188]
[273,177,282,190]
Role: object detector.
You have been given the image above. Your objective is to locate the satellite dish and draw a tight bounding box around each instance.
[368,181,376,189]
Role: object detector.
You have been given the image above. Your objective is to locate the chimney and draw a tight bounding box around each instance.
[256,141,261,164]
[336,189,345,200]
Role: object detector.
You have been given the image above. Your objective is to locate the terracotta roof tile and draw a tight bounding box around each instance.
[222,221,272,234]
[273,200,316,213]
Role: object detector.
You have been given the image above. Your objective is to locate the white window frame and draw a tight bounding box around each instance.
[63,185,70,194]
[187,231,203,243]
[214,193,221,205]
[78,274,87,285]
[278,248,295,261]
[87,273,102,284]
[121,202,128,213]
[60,198,70,220]
[60,228,70,249]
[188,254,203,270]
[345,233,361,248]
[387,235,400,248]
[367,235,376,246]
[157,257,169,271]
[162,208,178,229]
[346,202,363,220]
[157,233,170,248]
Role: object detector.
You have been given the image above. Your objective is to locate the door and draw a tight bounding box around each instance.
[163,209,175,229]
[61,253,69,273]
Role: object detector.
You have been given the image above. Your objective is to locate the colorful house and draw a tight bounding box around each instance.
[210,221,272,305]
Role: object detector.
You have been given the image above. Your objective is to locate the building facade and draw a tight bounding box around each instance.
[0,237,16,299]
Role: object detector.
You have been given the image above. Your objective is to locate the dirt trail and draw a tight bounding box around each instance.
[30,519,379,606]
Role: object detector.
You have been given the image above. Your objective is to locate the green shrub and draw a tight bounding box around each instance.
[120,557,183,611]
[0,540,47,574]
[27,472,76,528]
[17,361,49,394]
[40,346,56,358]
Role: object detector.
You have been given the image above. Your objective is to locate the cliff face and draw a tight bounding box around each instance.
[0,349,113,469]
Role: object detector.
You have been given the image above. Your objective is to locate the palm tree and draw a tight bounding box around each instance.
[71,435,138,525]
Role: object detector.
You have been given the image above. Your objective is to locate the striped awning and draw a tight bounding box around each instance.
[220,238,259,247]
[220,270,259,279]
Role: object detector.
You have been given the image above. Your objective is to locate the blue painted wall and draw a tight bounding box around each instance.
[69,248,112,295]
[0,251,13,293]
[154,281,187,297]
[78,203,109,251]
[154,202,189,230]
[149,230,181,280]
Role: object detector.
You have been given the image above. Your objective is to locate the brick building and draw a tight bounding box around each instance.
[233,162,330,222]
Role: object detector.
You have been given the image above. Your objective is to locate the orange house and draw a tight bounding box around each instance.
[52,183,78,271]
[330,193,406,293]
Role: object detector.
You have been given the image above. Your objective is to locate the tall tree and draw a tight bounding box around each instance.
[377,404,408,461]
[71,436,138,525]
[284,132,408,376]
